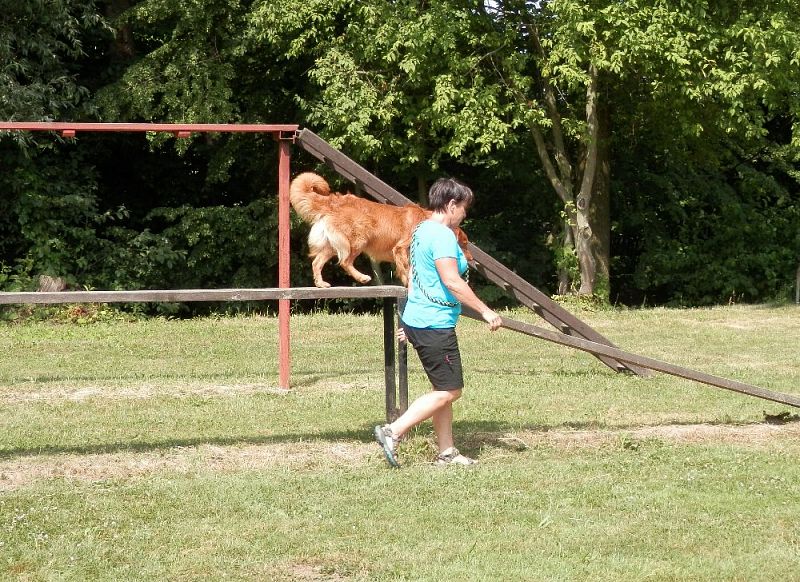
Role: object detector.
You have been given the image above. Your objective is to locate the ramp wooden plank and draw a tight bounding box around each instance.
[0,286,408,304]
[461,306,800,409]
[467,245,649,376]
[297,129,410,206]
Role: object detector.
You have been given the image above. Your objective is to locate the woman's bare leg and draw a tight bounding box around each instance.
[388,389,461,446]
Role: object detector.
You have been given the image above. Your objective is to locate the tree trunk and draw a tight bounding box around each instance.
[575,196,596,295]
[575,64,600,296]
[558,219,576,295]
[519,19,611,296]
[107,0,135,59]
[589,93,612,297]
[416,172,427,205]
[530,117,577,295]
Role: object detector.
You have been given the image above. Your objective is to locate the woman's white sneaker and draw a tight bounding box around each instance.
[435,447,476,466]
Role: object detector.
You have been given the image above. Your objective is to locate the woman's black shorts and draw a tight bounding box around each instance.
[401,324,464,390]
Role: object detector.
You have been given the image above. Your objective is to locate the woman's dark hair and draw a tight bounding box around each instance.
[427,177,474,211]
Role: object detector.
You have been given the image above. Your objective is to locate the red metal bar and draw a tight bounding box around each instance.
[0,122,299,134]
[277,139,293,389]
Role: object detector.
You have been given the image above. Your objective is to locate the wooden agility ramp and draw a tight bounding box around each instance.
[296,128,649,377]
[295,128,800,410]
[459,307,800,409]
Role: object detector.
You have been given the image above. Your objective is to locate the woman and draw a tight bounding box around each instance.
[374,177,502,467]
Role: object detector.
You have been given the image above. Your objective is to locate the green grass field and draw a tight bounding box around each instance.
[1,304,799,580]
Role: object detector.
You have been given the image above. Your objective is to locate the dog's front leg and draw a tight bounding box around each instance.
[340,253,372,285]
[369,257,385,285]
[392,243,411,286]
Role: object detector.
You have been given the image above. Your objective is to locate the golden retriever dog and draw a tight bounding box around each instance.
[289,172,473,288]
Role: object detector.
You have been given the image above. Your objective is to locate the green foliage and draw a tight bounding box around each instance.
[2,0,799,308]
[552,291,610,311]
[145,199,281,289]
[614,137,800,305]
[591,0,800,146]
[7,149,110,286]
[0,140,286,298]
[249,0,520,170]
[249,0,799,298]
[0,146,189,294]
[0,0,107,123]
[97,0,239,127]
[96,0,304,136]
[1,302,139,325]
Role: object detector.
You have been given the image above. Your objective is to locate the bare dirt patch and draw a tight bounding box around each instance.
[0,439,373,492]
[2,422,798,492]
[0,380,379,404]
[504,421,800,450]
[286,563,351,582]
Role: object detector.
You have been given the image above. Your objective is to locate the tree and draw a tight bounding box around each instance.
[446,0,800,296]
[249,0,521,201]
[5,0,796,304]
[250,0,800,297]
[610,94,800,305]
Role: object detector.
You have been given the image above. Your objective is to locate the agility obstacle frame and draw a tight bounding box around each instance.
[1,122,798,412]
[0,122,302,388]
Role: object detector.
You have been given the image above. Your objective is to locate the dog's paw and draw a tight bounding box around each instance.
[356,275,372,284]
[314,280,332,288]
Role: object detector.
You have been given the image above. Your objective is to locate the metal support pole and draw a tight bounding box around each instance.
[277,139,292,389]
[383,298,397,421]
[398,308,408,414]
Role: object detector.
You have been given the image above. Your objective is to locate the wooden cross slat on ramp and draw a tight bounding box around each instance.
[295,128,649,377]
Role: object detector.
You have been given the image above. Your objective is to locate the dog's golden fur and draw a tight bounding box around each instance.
[289,172,472,288]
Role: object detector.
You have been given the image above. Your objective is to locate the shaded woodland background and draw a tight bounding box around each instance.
[2,0,799,311]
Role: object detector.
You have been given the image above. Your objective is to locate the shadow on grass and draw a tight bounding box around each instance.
[4,369,374,386]
[0,416,772,461]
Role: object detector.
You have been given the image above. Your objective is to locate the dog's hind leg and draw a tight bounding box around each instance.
[392,243,411,286]
[324,227,373,285]
[308,221,337,288]
[310,245,336,288]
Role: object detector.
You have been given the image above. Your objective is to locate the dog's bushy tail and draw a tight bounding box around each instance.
[289,172,332,223]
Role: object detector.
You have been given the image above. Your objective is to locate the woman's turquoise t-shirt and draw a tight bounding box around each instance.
[401,220,469,329]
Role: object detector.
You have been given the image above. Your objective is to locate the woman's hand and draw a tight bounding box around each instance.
[435,257,503,332]
[481,309,503,331]
[396,327,408,344]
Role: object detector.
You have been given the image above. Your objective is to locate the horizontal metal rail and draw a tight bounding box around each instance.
[0,122,299,136]
[461,306,800,409]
